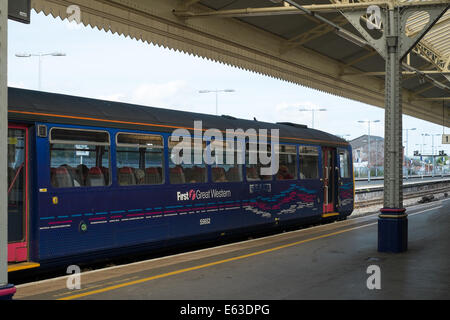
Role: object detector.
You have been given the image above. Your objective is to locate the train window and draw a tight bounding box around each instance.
[275,144,297,180]
[339,150,350,179]
[246,142,272,181]
[299,146,319,179]
[211,140,243,183]
[116,133,164,186]
[169,137,207,184]
[49,128,111,188]
[50,128,108,144]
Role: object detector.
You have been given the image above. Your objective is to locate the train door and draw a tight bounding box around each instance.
[322,147,336,213]
[337,148,353,209]
[7,124,29,262]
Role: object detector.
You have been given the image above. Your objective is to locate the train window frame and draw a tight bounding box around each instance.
[168,136,208,185]
[245,141,273,182]
[210,139,244,183]
[49,127,112,188]
[339,149,351,179]
[49,127,110,146]
[298,145,320,180]
[115,132,165,186]
[116,132,164,148]
[275,144,298,181]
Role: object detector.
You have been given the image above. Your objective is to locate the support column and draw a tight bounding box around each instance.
[341,2,448,253]
[0,0,15,300]
[378,8,407,253]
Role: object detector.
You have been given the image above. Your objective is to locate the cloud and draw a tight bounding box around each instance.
[97,93,126,102]
[95,81,192,110]
[65,21,83,31]
[274,101,327,129]
[8,81,27,89]
[130,80,190,108]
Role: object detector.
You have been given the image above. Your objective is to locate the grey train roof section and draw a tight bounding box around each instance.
[8,87,347,146]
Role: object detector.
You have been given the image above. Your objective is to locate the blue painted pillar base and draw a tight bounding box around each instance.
[378,208,408,253]
[0,284,16,300]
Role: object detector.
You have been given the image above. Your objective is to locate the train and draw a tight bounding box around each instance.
[6,87,354,271]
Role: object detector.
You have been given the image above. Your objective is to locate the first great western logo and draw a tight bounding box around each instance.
[177,189,232,201]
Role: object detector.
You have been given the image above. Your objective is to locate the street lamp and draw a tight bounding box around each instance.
[403,127,416,179]
[199,89,235,116]
[374,137,381,177]
[430,133,441,177]
[358,120,380,182]
[421,133,430,154]
[403,128,416,158]
[299,107,327,129]
[358,139,368,178]
[421,133,430,174]
[15,52,66,90]
[415,144,426,175]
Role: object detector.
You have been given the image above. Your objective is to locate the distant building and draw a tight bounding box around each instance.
[350,135,384,168]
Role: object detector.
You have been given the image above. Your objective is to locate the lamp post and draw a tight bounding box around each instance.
[299,107,327,129]
[360,139,368,179]
[375,138,379,177]
[415,143,425,176]
[358,120,380,182]
[403,128,416,179]
[199,89,235,116]
[15,52,66,90]
[436,144,443,176]
[430,134,441,177]
[422,134,430,174]
[421,133,429,154]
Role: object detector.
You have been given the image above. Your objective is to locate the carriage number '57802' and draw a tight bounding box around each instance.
[200,218,211,225]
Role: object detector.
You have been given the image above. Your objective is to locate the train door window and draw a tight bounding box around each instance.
[116,133,164,186]
[275,144,297,180]
[50,128,111,188]
[169,137,207,184]
[211,140,243,183]
[8,128,26,244]
[299,146,319,179]
[246,142,272,181]
[339,150,350,179]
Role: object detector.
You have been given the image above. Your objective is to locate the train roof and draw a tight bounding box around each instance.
[8,87,348,147]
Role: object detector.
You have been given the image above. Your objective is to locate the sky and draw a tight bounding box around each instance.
[7,10,449,157]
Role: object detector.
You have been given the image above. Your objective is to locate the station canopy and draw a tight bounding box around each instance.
[31,0,450,126]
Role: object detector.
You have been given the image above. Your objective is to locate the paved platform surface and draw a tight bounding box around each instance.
[15,199,450,300]
[355,176,450,189]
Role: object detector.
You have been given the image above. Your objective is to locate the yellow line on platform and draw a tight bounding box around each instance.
[59,221,377,300]
[8,263,40,272]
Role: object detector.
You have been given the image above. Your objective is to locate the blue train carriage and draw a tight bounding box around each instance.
[6,87,354,272]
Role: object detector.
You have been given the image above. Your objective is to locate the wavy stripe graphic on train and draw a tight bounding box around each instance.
[6,87,354,270]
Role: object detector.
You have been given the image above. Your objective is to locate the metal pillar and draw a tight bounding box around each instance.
[432,135,435,177]
[368,123,371,182]
[0,0,15,300]
[375,139,378,177]
[378,8,407,252]
[341,3,449,252]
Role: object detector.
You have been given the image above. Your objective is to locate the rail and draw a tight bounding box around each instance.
[354,176,450,209]
[355,173,450,182]
[355,176,450,193]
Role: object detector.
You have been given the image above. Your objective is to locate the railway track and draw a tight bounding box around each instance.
[354,185,450,209]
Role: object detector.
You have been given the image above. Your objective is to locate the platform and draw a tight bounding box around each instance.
[14,199,450,300]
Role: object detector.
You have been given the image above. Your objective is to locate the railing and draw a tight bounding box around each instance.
[355,173,450,182]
